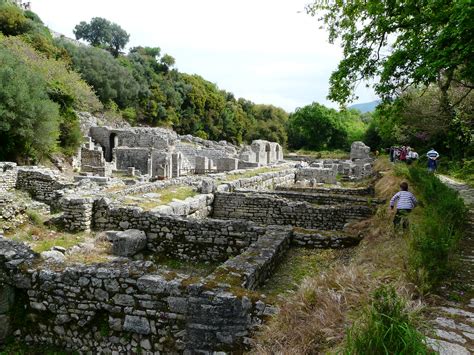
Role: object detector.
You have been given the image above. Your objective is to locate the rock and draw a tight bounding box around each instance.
[201,179,216,194]
[110,229,146,257]
[0,314,11,341]
[123,315,150,335]
[52,246,66,253]
[350,141,371,160]
[41,250,65,263]
[426,337,470,355]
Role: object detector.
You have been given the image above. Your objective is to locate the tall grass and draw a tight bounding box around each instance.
[344,286,428,355]
[406,167,467,291]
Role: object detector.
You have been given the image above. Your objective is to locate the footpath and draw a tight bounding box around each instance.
[426,175,474,355]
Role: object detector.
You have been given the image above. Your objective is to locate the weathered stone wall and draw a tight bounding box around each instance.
[238,189,382,206]
[15,168,72,205]
[292,229,363,248]
[296,167,337,184]
[213,192,374,230]
[92,198,265,262]
[60,196,94,232]
[115,148,150,175]
[0,238,271,353]
[207,226,292,290]
[216,169,296,193]
[275,185,375,196]
[0,193,27,232]
[0,162,18,192]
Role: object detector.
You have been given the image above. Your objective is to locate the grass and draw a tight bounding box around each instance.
[145,254,218,277]
[253,157,426,354]
[258,248,341,300]
[404,166,468,292]
[6,217,87,253]
[122,185,197,210]
[343,286,428,355]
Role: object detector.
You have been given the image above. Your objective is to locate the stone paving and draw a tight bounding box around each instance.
[427,175,474,355]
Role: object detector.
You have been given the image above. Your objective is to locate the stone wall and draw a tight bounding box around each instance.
[92,198,265,262]
[0,162,18,192]
[296,167,337,184]
[213,192,374,230]
[115,148,150,175]
[238,189,382,206]
[292,229,363,248]
[275,185,375,196]
[0,238,272,353]
[15,168,72,205]
[0,193,27,232]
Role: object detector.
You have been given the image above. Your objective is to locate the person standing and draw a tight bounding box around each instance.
[426,148,439,172]
[390,182,418,229]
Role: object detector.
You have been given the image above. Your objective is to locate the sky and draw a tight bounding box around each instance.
[32,0,378,112]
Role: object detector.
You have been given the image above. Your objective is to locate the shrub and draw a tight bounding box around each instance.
[0,46,60,161]
[344,286,428,355]
[407,167,467,290]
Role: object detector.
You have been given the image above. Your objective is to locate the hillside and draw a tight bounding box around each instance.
[348,100,380,113]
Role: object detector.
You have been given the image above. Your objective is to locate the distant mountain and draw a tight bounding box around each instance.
[348,100,381,113]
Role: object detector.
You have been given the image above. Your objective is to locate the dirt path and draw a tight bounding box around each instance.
[426,175,474,355]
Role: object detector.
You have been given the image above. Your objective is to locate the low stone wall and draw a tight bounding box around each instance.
[237,189,382,206]
[93,198,265,262]
[15,168,72,204]
[207,226,292,290]
[292,229,363,248]
[60,196,94,232]
[213,192,374,230]
[0,193,27,232]
[0,162,17,192]
[296,167,337,184]
[0,238,271,353]
[275,185,375,196]
[216,169,296,192]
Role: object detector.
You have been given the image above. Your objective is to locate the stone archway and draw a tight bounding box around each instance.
[265,143,271,164]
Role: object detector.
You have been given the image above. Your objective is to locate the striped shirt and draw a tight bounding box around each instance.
[427,150,439,159]
[390,191,417,210]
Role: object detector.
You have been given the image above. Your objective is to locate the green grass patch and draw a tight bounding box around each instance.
[404,167,468,292]
[343,286,428,354]
[124,185,197,210]
[258,248,340,299]
[7,222,87,253]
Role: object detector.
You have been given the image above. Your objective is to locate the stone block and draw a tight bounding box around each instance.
[110,229,147,257]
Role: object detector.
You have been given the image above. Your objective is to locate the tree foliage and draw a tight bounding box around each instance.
[288,103,366,150]
[74,17,130,57]
[0,45,60,161]
[307,0,474,105]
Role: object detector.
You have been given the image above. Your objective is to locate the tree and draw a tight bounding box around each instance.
[73,17,129,57]
[287,103,348,150]
[307,0,474,107]
[0,46,60,161]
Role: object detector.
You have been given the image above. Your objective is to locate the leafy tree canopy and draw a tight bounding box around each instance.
[74,17,130,57]
[307,0,474,105]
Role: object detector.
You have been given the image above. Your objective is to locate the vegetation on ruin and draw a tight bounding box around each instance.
[122,185,197,210]
[254,156,469,353]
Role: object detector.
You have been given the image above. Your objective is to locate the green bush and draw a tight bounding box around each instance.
[407,167,467,290]
[0,45,60,161]
[344,286,428,355]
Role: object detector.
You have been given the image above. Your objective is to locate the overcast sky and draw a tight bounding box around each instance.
[32,0,378,112]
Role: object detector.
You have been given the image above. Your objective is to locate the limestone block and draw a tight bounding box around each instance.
[350,141,371,160]
[41,250,65,263]
[201,179,216,194]
[110,229,147,257]
[123,315,150,335]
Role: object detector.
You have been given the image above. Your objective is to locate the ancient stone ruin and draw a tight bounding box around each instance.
[0,132,377,353]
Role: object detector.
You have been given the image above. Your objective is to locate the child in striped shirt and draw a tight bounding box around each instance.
[390,182,417,228]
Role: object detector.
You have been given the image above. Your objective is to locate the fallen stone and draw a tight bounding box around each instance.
[40,250,65,263]
[426,337,470,355]
[110,229,146,257]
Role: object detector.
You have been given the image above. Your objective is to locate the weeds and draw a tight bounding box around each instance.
[343,286,428,355]
[405,167,467,291]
